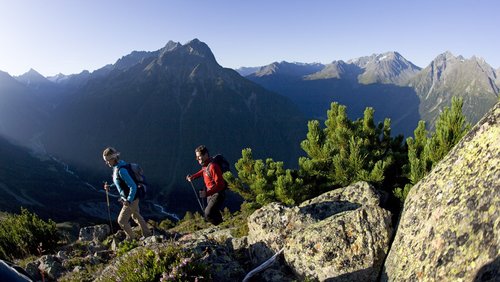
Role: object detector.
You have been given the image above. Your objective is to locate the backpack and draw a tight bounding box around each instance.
[205,154,230,187]
[118,163,147,199]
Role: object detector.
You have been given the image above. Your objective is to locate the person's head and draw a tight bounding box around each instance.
[195,145,210,165]
[102,147,120,167]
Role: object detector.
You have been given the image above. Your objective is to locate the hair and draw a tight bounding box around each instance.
[195,145,209,156]
[102,147,120,160]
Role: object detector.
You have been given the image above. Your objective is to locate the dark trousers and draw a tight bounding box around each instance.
[205,189,225,225]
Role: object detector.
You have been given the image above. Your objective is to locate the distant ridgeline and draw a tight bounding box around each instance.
[242,51,499,137]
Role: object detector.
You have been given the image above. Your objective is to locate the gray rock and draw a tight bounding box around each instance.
[87,241,106,254]
[383,102,500,281]
[179,226,235,244]
[110,231,127,251]
[257,265,297,282]
[141,235,165,246]
[93,250,113,261]
[180,238,246,281]
[228,236,248,252]
[56,250,68,261]
[78,224,110,242]
[73,265,85,272]
[247,202,301,264]
[25,261,42,281]
[285,205,392,281]
[246,181,393,281]
[300,181,380,208]
[38,255,65,280]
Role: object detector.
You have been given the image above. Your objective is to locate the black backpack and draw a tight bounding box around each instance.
[118,163,147,199]
[205,154,230,186]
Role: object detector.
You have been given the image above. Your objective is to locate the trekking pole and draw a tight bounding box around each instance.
[104,182,114,234]
[201,187,206,210]
[189,181,205,213]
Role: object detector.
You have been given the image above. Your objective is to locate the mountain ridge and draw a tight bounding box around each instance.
[408,51,499,128]
[240,51,499,134]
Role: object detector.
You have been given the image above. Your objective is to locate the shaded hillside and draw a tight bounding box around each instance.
[248,72,420,137]
[0,136,101,222]
[246,53,422,137]
[0,71,47,145]
[41,39,307,214]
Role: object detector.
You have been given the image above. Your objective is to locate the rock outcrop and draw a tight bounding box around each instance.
[247,181,393,281]
[78,224,110,242]
[383,102,500,281]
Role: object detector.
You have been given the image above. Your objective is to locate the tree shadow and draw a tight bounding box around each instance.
[299,200,361,221]
[474,256,499,282]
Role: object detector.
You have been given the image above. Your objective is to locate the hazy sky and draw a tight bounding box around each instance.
[1,0,499,77]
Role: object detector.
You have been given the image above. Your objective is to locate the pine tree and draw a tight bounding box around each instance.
[395,97,470,202]
[300,103,401,192]
[407,120,430,185]
[428,97,470,164]
[225,148,300,206]
[229,102,407,207]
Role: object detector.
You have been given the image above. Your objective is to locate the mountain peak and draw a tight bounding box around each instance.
[348,52,421,85]
[183,38,216,60]
[15,68,52,86]
[433,51,465,65]
[160,40,182,54]
[435,50,454,58]
[253,61,324,78]
[20,68,45,78]
[144,39,220,75]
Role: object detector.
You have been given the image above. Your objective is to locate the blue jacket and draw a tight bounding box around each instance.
[110,160,137,202]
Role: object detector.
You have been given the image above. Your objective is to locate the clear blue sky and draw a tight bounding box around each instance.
[1,0,499,77]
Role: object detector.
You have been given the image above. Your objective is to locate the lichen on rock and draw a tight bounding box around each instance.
[247,181,393,281]
[383,102,500,281]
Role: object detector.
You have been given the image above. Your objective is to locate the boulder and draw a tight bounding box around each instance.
[383,102,500,281]
[78,224,110,242]
[247,202,297,264]
[286,205,392,281]
[25,261,42,281]
[181,238,246,281]
[38,255,65,280]
[247,181,393,281]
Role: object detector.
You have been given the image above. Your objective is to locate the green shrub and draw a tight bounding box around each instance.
[398,97,470,202]
[159,218,175,231]
[171,211,209,233]
[227,103,407,207]
[100,245,210,282]
[117,240,139,257]
[0,208,59,260]
[219,202,259,237]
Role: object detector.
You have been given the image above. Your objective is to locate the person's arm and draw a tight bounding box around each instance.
[118,168,137,202]
[187,169,203,181]
[206,163,225,196]
[103,182,116,191]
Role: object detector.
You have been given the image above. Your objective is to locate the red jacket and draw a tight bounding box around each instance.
[191,158,226,196]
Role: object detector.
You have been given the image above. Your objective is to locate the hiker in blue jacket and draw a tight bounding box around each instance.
[102,147,151,240]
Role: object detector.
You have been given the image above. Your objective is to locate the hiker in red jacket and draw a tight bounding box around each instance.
[186,145,226,225]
